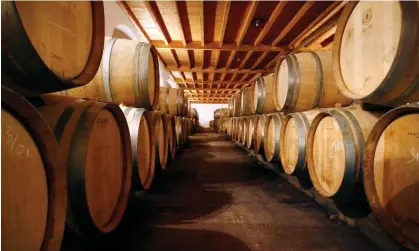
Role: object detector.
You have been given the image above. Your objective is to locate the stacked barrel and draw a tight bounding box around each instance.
[1,2,197,250]
[214,108,229,133]
[221,2,419,250]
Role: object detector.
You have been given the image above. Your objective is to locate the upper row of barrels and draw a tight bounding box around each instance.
[2,1,198,118]
[225,1,419,117]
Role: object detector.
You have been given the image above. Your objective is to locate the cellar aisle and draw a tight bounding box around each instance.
[62,132,380,251]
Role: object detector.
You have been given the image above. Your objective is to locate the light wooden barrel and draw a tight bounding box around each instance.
[60,37,160,110]
[214,108,229,119]
[158,86,169,114]
[254,115,269,154]
[228,99,234,117]
[175,117,184,147]
[264,113,285,162]
[190,108,199,119]
[333,2,419,105]
[246,116,256,149]
[36,95,132,236]
[151,112,168,171]
[240,86,255,116]
[363,104,419,250]
[119,106,154,190]
[1,87,66,251]
[306,105,383,202]
[1,2,104,96]
[182,95,190,117]
[242,118,249,146]
[237,118,244,144]
[232,92,242,117]
[273,51,352,112]
[280,109,322,177]
[167,88,184,116]
[252,74,277,114]
[163,114,176,163]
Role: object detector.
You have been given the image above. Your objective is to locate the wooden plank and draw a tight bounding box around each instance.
[184,88,240,91]
[117,1,151,42]
[167,67,269,74]
[272,2,316,46]
[237,1,259,46]
[254,2,287,45]
[143,0,172,45]
[290,1,347,48]
[219,1,230,47]
[152,41,287,51]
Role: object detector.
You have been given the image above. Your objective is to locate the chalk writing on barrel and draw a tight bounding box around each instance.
[406,148,419,164]
[4,125,30,157]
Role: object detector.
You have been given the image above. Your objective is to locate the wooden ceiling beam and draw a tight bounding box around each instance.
[290,1,347,48]
[272,2,316,46]
[305,25,337,49]
[143,1,172,45]
[117,1,152,42]
[176,80,250,85]
[184,88,240,91]
[167,66,269,74]
[153,41,287,52]
[254,2,287,46]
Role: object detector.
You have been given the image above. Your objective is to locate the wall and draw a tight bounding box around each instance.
[191,104,228,127]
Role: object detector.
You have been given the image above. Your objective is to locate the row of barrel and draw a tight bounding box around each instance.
[2,2,196,119]
[218,103,419,250]
[228,1,419,118]
[2,87,198,251]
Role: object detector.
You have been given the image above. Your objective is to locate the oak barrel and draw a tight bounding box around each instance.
[168,88,185,116]
[214,108,229,119]
[232,92,242,117]
[252,74,277,114]
[273,51,352,112]
[119,106,154,190]
[163,114,177,163]
[151,112,168,171]
[37,95,132,235]
[1,2,104,96]
[157,86,169,114]
[175,117,184,147]
[1,87,66,251]
[246,116,256,149]
[280,109,322,177]
[264,113,285,162]
[240,86,255,116]
[61,37,160,110]
[254,115,268,154]
[306,105,383,202]
[333,1,419,105]
[363,104,419,250]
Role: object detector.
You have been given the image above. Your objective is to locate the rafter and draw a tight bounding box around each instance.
[166,66,269,74]
[153,41,287,52]
[254,2,287,46]
[272,2,316,46]
[290,1,347,48]
[184,88,240,91]
[175,80,250,85]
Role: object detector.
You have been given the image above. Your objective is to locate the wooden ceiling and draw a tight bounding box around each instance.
[119,1,346,103]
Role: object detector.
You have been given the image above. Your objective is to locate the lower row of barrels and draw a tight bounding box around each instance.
[218,104,419,250]
[1,87,198,251]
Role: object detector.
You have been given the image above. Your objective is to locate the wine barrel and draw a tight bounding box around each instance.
[240,86,255,116]
[306,105,383,202]
[363,104,419,250]
[333,2,419,105]
[228,99,234,117]
[1,87,66,251]
[252,74,277,114]
[264,113,285,162]
[280,109,322,177]
[2,2,104,96]
[175,117,184,147]
[183,95,191,117]
[163,114,176,163]
[61,37,160,110]
[237,118,244,144]
[273,51,352,112]
[158,86,169,114]
[36,95,132,235]
[232,92,242,117]
[119,106,154,190]
[151,112,168,170]
[190,108,199,119]
[167,88,185,116]
[214,108,229,119]
[242,118,249,146]
[246,116,256,149]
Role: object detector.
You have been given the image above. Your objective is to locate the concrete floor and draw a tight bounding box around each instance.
[62,132,380,251]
